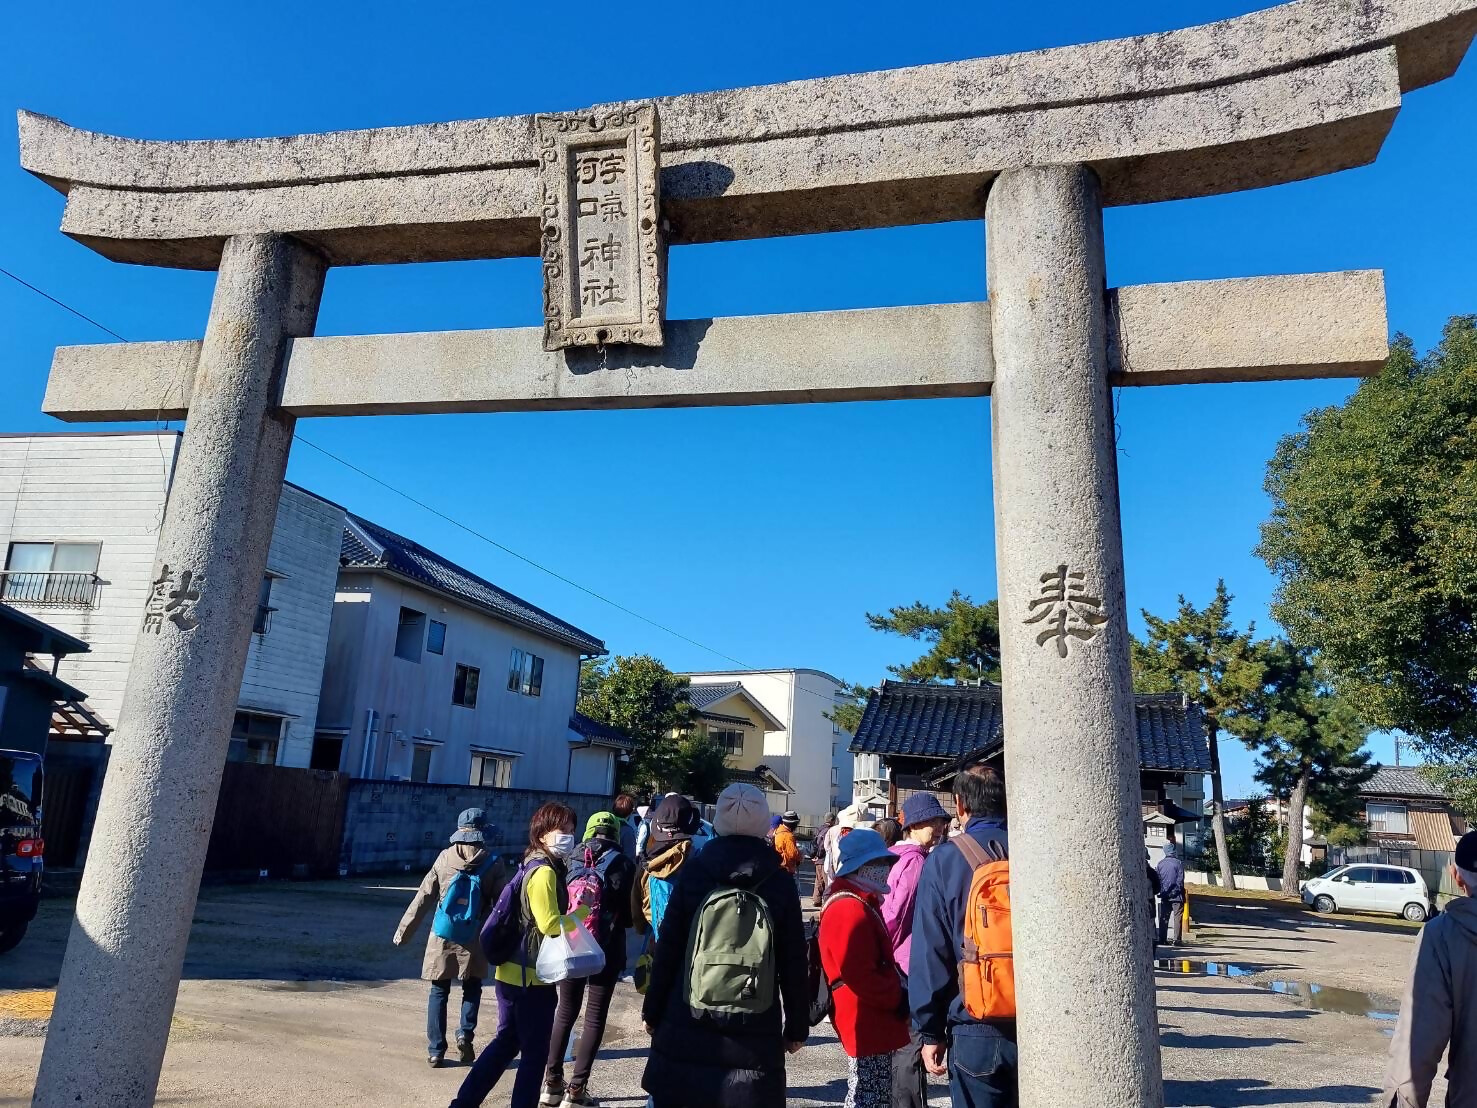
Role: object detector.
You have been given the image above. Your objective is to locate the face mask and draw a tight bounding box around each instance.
[851,861,893,895]
[544,831,577,859]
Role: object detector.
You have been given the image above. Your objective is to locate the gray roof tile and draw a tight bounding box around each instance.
[686,682,745,712]
[1361,764,1450,800]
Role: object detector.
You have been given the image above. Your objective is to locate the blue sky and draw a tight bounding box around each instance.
[2,2,1473,798]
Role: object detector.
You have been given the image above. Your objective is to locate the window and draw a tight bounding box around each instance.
[395,607,426,662]
[1367,803,1409,834]
[1375,868,1409,884]
[2,541,101,607]
[453,664,481,708]
[1147,824,1167,840]
[410,745,434,783]
[470,752,514,789]
[309,733,344,772]
[228,711,282,765]
[427,620,447,655]
[712,729,744,756]
[252,575,276,635]
[508,649,544,697]
[1345,867,1376,884]
[831,765,839,786]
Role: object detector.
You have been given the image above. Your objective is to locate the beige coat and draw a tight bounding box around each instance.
[395,844,506,982]
[1386,894,1477,1106]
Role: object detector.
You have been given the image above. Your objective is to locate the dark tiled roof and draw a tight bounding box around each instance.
[727,763,791,791]
[569,712,635,751]
[340,514,605,655]
[1361,764,1450,801]
[686,682,745,711]
[850,681,1210,774]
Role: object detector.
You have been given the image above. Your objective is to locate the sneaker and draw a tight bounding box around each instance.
[560,1086,599,1108]
[540,1078,565,1107]
[456,1038,475,1064]
[428,1053,444,1068]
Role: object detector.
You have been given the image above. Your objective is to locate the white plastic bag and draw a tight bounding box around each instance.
[535,918,606,983]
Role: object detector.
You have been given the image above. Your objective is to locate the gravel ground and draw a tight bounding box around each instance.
[0,879,1436,1106]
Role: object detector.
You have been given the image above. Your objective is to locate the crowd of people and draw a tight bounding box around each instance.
[390,767,1073,1108]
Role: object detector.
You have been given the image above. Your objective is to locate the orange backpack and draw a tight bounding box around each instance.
[953,835,1015,1020]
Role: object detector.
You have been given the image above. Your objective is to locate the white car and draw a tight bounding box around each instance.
[1301,863,1432,922]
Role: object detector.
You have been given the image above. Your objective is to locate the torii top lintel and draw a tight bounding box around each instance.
[17,0,1477,270]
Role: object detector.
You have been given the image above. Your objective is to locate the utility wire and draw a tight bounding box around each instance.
[0,265,130,343]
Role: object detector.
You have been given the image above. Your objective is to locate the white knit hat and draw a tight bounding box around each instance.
[714,783,769,838]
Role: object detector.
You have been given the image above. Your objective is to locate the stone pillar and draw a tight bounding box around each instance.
[986,165,1163,1108]
[33,235,326,1108]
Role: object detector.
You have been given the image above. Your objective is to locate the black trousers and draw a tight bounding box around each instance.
[545,931,624,1091]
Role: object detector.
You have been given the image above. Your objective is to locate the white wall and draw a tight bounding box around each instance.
[319,572,586,793]
[240,485,344,767]
[687,669,851,828]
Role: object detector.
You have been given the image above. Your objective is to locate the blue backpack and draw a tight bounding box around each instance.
[432,857,495,945]
[648,873,675,941]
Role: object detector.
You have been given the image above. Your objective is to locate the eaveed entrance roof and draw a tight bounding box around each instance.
[850,680,1210,774]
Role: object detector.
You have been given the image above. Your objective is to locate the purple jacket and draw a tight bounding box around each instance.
[880,841,927,975]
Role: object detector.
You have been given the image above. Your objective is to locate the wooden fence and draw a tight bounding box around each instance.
[204,762,349,878]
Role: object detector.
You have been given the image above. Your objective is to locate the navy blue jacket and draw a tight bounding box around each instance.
[1156,853,1185,901]
[908,816,1014,1045]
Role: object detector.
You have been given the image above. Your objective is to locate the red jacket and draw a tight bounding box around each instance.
[818,878,910,1058]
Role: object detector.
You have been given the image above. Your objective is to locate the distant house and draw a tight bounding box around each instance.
[1358,765,1465,851]
[684,669,854,830]
[848,680,1210,860]
[318,513,621,795]
[684,680,792,811]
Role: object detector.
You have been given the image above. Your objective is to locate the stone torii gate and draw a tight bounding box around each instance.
[19,2,1477,1105]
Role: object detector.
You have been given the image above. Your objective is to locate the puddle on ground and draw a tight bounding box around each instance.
[260,979,392,993]
[1155,960,1397,1021]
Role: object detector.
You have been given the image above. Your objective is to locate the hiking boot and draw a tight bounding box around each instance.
[456,1038,475,1064]
[428,1052,444,1068]
[560,1087,599,1108]
[539,1077,565,1107]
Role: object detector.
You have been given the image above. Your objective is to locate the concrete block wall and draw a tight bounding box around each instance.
[342,780,611,874]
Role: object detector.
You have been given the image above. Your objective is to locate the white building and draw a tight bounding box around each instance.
[683,668,854,829]
[0,432,340,764]
[0,431,620,793]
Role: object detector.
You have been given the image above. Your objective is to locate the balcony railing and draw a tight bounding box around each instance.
[0,570,101,609]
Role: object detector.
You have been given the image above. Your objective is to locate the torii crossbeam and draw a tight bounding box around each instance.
[18,3,1477,1106]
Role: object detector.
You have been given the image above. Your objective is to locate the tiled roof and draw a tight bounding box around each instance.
[850,681,1210,774]
[1361,764,1450,801]
[569,712,635,751]
[340,514,605,655]
[686,682,745,711]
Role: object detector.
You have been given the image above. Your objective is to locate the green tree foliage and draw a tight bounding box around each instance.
[1421,760,1477,823]
[826,682,871,737]
[1243,642,1373,893]
[578,654,693,795]
[1227,795,1277,873]
[1132,582,1268,888]
[1259,318,1477,759]
[671,732,731,803]
[865,592,1002,684]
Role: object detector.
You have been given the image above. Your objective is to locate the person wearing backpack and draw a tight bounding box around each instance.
[818,828,910,1108]
[542,811,636,1108]
[640,783,808,1108]
[909,765,1016,1108]
[449,802,580,1108]
[772,811,802,877]
[394,808,506,1068]
[632,793,703,941]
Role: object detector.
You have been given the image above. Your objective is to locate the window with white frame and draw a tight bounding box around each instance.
[1146,824,1167,840]
[228,711,282,765]
[2,541,102,607]
[712,728,745,756]
[453,664,480,708]
[507,649,544,697]
[1367,802,1410,834]
[470,752,514,789]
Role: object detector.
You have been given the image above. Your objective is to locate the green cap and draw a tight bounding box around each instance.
[584,810,620,842]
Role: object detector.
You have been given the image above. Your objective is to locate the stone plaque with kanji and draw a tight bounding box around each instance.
[536,104,663,351]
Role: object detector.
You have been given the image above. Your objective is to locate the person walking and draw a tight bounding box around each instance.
[613,793,640,861]
[819,828,910,1108]
[449,802,580,1108]
[910,765,1016,1108]
[881,793,952,1108]
[543,812,637,1108]
[812,812,838,907]
[633,794,703,940]
[1155,838,1186,947]
[641,783,809,1108]
[1386,830,1477,1107]
[394,808,505,1067]
[875,818,903,848]
[773,811,802,877]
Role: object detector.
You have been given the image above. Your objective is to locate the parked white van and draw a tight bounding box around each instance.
[1301,863,1432,921]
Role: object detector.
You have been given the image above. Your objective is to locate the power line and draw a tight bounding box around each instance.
[0,265,130,343]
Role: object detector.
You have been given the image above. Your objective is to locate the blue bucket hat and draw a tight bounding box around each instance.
[450,808,489,844]
[834,828,899,879]
[901,793,951,830]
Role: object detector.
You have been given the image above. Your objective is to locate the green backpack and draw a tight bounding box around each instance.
[684,875,777,1022]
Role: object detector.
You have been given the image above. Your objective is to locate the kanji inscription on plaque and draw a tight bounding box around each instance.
[536,104,663,351]
[1024,564,1108,657]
